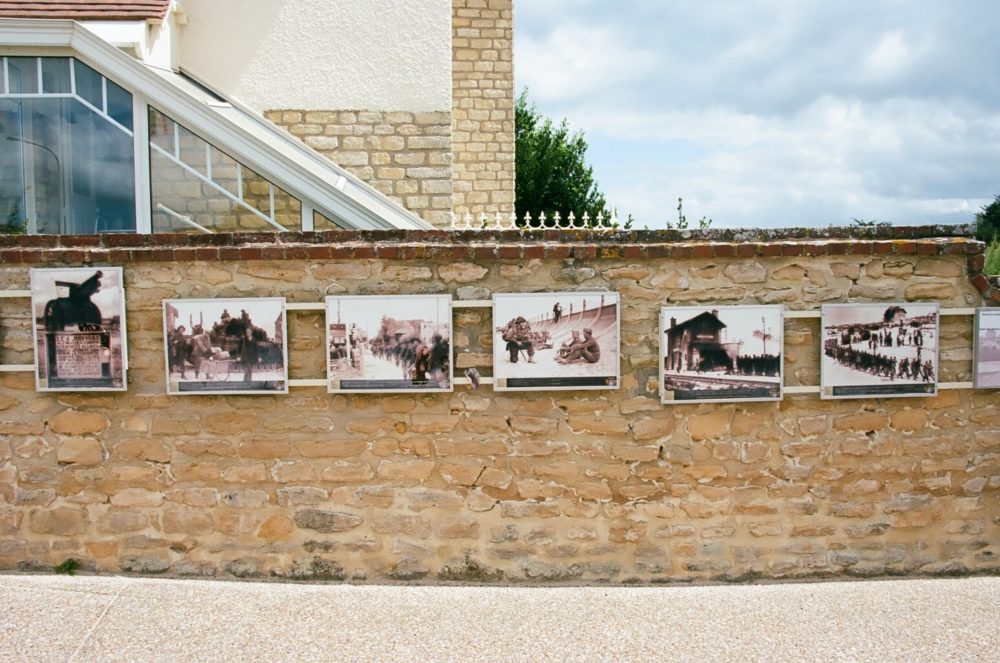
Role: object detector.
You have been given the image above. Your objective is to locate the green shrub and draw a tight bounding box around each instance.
[985,238,1000,276]
[53,558,79,575]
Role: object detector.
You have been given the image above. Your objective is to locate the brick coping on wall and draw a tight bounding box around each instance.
[1,227,995,301]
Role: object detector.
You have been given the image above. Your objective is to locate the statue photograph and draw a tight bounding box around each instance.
[29,267,127,391]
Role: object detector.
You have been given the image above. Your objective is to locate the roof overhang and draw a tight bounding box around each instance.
[0,18,433,231]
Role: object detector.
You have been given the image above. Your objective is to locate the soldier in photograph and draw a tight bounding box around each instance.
[558,330,581,359]
[429,333,450,386]
[557,327,601,364]
[238,326,259,382]
[189,323,214,379]
[553,302,563,323]
[169,325,188,378]
[413,341,431,384]
[501,316,535,363]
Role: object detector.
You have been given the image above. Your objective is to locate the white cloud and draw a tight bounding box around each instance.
[516,2,1000,229]
[861,30,913,81]
[566,96,999,228]
[517,25,658,103]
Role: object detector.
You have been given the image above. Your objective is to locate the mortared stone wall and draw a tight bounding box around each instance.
[0,228,997,582]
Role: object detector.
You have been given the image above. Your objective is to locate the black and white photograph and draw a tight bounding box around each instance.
[325,295,452,393]
[974,308,1000,389]
[163,298,287,395]
[821,303,939,399]
[492,292,620,391]
[30,267,127,391]
[660,305,783,403]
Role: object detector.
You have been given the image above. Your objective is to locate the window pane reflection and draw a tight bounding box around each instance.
[73,59,103,109]
[41,58,71,94]
[0,97,135,234]
[149,107,301,234]
[8,57,38,94]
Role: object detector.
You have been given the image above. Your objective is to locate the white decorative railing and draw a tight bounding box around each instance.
[449,209,620,231]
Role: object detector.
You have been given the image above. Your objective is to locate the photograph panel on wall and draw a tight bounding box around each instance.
[325,295,453,393]
[30,267,128,391]
[820,303,939,399]
[659,305,783,404]
[162,297,288,395]
[492,291,620,391]
[974,308,1000,388]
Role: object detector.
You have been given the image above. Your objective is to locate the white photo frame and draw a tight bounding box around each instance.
[820,302,939,399]
[163,297,288,395]
[30,267,128,392]
[492,291,620,391]
[973,308,1000,389]
[660,305,784,404]
[325,295,453,393]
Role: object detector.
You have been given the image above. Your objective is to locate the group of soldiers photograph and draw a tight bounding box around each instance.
[326,296,453,392]
[368,332,450,387]
[824,338,935,383]
[166,303,284,389]
[733,353,781,377]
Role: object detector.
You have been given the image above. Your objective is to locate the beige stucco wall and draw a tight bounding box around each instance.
[179,0,452,112]
[0,237,996,582]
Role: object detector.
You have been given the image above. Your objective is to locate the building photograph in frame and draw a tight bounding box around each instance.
[974,308,1000,388]
[163,298,287,395]
[493,291,620,391]
[660,305,783,403]
[30,267,128,391]
[821,303,939,399]
[325,295,452,393]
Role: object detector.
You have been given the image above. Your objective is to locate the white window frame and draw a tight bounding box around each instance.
[0,18,431,232]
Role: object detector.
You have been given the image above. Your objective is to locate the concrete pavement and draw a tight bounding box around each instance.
[0,574,997,662]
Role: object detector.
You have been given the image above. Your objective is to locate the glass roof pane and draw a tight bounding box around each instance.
[105,79,133,129]
[73,59,103,110]
[7,57,38,94]
[41,58,71,94]
[176,124,207,174]
[149,106,302,234]
[148,107,175,153]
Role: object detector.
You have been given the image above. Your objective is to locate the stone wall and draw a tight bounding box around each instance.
[265,110,453,228]
[0,230,997,583]
[452,0,516,217]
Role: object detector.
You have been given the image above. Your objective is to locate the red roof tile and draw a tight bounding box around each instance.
[0,0,170,21]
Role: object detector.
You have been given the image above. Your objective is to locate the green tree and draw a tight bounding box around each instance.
[975,194,1000,241]
[515,89,612,226]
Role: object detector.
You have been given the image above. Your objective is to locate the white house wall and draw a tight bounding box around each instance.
[179,0,452,113]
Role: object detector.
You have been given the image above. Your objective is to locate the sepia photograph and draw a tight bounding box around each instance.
[325,295,452,392]
[493,292,620,391]
[30,267,128,391]
[821,303,939,399]
[163,298,287,395]
[974,308,1000,389]
[660,305,783,403]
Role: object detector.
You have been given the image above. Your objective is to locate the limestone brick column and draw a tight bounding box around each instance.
[452,0,516,217]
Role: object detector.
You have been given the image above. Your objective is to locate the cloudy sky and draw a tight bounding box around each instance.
[516,1,1000,229]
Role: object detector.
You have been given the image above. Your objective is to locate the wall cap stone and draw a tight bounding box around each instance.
[2,227,992,301]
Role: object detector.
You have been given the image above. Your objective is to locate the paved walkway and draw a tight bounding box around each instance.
[1,575,997,662]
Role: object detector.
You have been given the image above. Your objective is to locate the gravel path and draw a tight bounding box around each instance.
[1,575,996,662]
